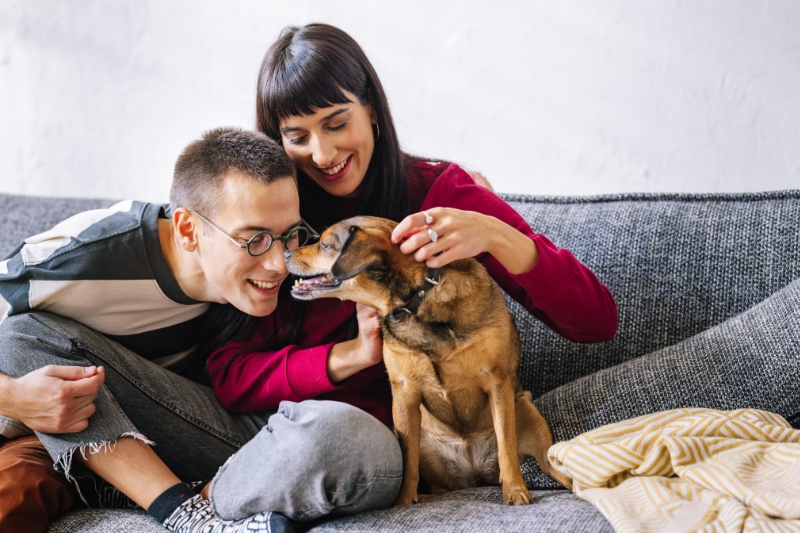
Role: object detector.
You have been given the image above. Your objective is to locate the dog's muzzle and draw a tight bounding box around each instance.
[291,274,342,299]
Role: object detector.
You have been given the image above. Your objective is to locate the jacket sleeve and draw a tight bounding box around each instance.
[420,164,617,343]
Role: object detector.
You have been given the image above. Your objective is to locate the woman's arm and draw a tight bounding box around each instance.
[393,163,617,343]
[207,301,383,412]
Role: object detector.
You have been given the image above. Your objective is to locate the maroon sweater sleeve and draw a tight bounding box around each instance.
[207,298,393,424]
[419,163,618,343]
[207,339,339,412]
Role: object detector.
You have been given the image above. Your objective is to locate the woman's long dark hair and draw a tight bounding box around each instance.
[256,23,414,227]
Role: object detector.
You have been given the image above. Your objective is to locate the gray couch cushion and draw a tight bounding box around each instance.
[503,191,800,397]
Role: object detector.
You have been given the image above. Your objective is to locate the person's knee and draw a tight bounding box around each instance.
[279,401,402,512]
[0,313,76,376]
[0,437,78,533]
[279,400,400,464]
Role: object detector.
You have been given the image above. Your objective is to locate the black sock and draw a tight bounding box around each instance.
[146,482,198,523]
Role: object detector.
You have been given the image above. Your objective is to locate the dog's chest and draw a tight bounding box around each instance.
[382,339,495,431]
[382,316,463,358]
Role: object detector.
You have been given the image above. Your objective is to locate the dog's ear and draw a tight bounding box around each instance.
[331,226,385,280]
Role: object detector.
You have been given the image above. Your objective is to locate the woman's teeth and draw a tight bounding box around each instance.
[251,280,279,289]
[321,158,347,175]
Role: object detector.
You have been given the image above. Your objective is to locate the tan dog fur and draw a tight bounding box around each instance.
[285,216,572,506]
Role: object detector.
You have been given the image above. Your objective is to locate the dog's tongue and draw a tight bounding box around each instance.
[293,275,339,291]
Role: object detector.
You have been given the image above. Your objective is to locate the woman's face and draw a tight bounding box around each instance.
[278,89,376,198]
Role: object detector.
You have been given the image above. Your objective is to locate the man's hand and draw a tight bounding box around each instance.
[0,365,105,433]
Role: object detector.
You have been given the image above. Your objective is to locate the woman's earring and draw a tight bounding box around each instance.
[373,123,380,140]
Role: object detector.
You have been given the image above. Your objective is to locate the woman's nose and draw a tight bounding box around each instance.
[310,134,336,168]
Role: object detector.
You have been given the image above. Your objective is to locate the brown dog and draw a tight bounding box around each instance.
[285,216,572,506]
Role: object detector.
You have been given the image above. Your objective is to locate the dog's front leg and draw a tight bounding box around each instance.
[489,378,532,505]
[391,383,422,506]
[387,368,423,506]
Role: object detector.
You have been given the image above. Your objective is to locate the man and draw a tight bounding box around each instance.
[0,128,401,533]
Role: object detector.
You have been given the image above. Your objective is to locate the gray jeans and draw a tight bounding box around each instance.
[0,312,402,521]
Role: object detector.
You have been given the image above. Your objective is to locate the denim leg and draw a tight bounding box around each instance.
[209,400,403,522]
[537,276,800,443]
[0,312,270,482]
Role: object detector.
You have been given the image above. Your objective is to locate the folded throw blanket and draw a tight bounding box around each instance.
[548,408,800,532]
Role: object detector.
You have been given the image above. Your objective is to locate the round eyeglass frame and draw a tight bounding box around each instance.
[191,210,318,256]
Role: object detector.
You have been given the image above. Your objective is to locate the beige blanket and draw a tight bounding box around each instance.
[548,408,800,532]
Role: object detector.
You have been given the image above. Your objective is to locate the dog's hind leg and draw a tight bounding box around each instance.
[515,392,572,489]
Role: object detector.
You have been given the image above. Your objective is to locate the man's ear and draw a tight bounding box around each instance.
[173,207,199,252]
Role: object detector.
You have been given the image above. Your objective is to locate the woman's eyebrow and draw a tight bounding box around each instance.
[279,108,349,133]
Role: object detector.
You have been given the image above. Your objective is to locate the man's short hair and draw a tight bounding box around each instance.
[170,127,296,215]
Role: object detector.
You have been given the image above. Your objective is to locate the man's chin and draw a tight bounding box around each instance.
[231,297,278,318]
[251,300,279,317]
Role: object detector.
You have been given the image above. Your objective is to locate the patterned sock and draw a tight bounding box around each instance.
[162,494,293,533]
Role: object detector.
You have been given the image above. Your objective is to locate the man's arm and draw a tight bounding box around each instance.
[0,366,104,433]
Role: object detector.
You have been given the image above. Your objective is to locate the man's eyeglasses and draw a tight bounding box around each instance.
[191,210,318,257]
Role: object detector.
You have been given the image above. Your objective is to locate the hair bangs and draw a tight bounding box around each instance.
[269,69,353,122]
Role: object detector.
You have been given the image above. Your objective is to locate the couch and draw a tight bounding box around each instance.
[1,189,798,533]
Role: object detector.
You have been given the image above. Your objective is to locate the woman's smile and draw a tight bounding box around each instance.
[318,155,352,181]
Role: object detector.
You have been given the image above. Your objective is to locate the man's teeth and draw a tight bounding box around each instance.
[251,280,279,289]
[321,159,347,175]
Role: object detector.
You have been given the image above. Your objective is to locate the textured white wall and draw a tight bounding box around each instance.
[1,0,798,202]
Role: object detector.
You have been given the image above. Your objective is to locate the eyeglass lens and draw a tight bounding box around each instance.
[248,227,312,255]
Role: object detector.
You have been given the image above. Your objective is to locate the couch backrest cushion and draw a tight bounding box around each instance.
[3,191,799,399]
[500,191,800,397]
[0,193,118,259]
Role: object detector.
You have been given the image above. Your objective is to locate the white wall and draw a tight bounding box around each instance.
[1,0,798,202]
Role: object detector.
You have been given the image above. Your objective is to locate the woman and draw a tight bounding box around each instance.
[205,22,618,517]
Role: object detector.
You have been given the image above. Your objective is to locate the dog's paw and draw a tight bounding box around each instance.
[503,485,532,505]
[393,492,419,507]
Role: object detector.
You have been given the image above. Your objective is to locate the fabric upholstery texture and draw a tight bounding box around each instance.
[0,190,797,533]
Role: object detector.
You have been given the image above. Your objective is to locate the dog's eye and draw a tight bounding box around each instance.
[321,241,331,252]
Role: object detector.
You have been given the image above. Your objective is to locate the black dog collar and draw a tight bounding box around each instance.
[390,268,442,320]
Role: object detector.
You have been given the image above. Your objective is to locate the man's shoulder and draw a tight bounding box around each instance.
[20,200,163,264]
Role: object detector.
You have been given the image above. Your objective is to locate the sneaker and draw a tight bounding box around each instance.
[163,494,292,533]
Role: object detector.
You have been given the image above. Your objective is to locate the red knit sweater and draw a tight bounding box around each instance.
[207,162,618,425]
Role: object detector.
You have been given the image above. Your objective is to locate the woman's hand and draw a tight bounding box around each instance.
[327,303,383,383]
[391,208,540,275]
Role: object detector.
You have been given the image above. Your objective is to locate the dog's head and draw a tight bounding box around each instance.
[285,216,425,315]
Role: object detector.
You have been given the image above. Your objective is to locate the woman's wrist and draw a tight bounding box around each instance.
[327,338,380,384]
[486,217,539,275]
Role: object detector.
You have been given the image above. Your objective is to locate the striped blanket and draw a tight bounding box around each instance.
[548,408,800,532]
